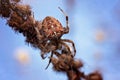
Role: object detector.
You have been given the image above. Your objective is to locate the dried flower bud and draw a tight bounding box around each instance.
[0,0,11,17]
[11,0,20,3]
[72,59,83,69]
[14,4,31,17]
[86,71,103,80]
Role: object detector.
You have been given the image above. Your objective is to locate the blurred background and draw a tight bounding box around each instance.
[0,0,120,80]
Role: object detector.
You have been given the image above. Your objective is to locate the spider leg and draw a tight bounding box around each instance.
[40,43,50,59]
[41,51,47,59]
[60,41,71,54]
[58,7,69,34]
[53,51,61,57]
[45,51,54,69]
[34,26,43,42]
[61,39,76,56]
[34,26,51,59]
[45,51,61,69]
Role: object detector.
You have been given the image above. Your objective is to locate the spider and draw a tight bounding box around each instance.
[33,7,77,69]
[34,7,76,60]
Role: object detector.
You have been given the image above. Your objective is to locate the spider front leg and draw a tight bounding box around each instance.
[53,51,61,57]
[45,51,54,69]
[40,43,51,59]
[41,51,47,59]
[45,51,61,69]
[58,7,69,34]
[61,39,76,56]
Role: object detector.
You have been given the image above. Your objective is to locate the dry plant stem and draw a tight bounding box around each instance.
[0,0,103,80]
[67,69,85,80]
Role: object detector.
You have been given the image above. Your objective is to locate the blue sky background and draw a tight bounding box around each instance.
[0,0,120,80]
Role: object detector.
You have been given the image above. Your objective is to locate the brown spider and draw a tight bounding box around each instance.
[34,7,76,60]
[33,7,77,69]
[40,7,69,40]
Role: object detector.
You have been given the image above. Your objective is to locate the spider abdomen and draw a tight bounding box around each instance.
[42,16,64,40]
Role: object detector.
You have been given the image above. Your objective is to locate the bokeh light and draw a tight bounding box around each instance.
[14,47,30,65]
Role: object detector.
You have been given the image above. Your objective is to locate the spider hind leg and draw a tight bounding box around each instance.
[61,39,76,56]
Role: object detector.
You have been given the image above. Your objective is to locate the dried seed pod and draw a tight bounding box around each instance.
[51,51,74,72]
[72,59,83,69]
[0,0,11,17]
[7,11,24,32]
[14,4,31,18]
[67,69,85,80]
[11,0,20,3]
[51,56,70,71]
[86,71,103,80]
